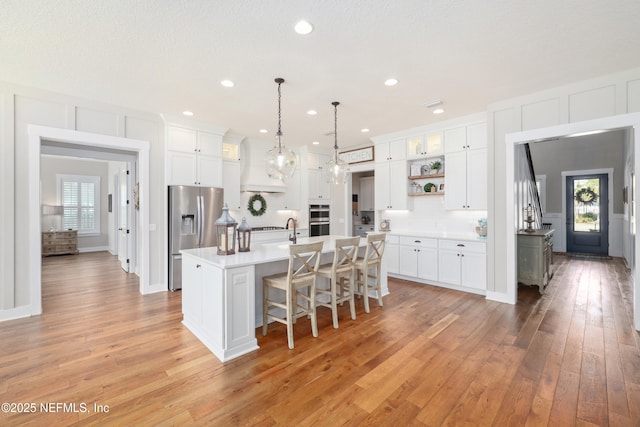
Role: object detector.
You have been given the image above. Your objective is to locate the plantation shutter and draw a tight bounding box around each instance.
[58,175,101,235]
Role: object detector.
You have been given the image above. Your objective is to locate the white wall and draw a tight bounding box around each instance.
[0,82,163,319]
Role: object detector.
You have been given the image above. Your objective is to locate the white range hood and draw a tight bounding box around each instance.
[240,139,287,193]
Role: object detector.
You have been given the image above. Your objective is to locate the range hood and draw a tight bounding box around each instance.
[240,139,287,193]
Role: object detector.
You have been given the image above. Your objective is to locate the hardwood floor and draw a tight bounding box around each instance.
[1,252,639,426]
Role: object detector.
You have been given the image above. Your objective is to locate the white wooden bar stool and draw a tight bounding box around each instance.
[316,236,360,328]
[354,233,386,313]
[262,241,324,349]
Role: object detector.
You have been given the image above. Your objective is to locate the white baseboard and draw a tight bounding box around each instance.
[0,305,36,323]
[485,291,514,304]
[78,246,110,253]
[143,282,167,294]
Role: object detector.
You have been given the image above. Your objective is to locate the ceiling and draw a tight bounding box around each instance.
[3,0,640,150]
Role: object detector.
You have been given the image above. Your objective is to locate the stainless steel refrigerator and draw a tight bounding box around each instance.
[168,185,224,291]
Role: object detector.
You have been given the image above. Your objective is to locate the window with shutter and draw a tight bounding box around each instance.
[57,175,101,235]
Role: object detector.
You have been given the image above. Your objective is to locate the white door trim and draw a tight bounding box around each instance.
[28,125,150,316]
[505,112,640,331]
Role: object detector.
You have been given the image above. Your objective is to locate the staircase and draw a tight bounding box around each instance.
[515,143,543,230]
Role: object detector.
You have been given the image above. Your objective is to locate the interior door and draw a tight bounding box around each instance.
[118,167,130,272]
[566,174,609,255]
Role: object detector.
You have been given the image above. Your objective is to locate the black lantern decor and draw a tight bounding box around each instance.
[237,217,252,252]
[215,203,237,255]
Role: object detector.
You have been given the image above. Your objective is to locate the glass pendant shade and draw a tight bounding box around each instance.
[324,151,350,184]
[265,78,297,181]
[265,133,297,180]
[324,101,350,184]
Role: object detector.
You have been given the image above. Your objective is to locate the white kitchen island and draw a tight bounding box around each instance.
[180,235,387,362]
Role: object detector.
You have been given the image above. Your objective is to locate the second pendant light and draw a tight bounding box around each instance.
[323,101,350,184]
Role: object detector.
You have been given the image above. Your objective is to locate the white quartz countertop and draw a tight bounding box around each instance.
[181,235,363,269]
[388,231,486,242]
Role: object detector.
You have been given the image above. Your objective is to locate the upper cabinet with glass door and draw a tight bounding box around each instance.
[406,132,443,159]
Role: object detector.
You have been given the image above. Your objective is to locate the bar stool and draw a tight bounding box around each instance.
[354,233,386,313]
[262,241,324,349]
[316,236,360,328]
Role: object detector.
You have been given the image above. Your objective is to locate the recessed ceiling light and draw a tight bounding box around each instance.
[182,111,194,116]
[259,129,268,133]
[221,80,235,87]
[384,78,398,86]
[361,128,370,133]
[307,110,317,115]
[312,141,320,145]
[433,108,444,114]
[294,20,313,35]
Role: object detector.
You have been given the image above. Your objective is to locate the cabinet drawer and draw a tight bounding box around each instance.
[438,239,486,253]
[56,245,77,252]
[54,238,75,245]
[399,236,437,248]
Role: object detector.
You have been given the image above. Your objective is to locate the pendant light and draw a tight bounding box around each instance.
[323,101,350,184]
[265,77,297,181]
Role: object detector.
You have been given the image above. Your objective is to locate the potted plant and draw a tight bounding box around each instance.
[429,160,442,174]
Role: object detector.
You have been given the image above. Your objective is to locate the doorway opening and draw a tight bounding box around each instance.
[505,112,640,330]
[28,125,150,316]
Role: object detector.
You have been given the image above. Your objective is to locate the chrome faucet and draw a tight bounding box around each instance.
[285,217,297,244]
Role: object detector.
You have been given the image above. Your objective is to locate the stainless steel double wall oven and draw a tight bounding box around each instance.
[309,204,330,236]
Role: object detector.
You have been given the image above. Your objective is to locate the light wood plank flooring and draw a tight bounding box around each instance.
[1,252,639,425]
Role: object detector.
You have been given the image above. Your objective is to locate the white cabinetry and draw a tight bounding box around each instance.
[359,176,375,211]
[374,144,410,210]
[407,132,443,159]
[398,236,438,281]
[182,254,258,362]
[444,123,487,210]
[385,234,399,275]
[166,126,223,187]
[307,152,331,201]
[375,160,411,210]
[375,139,405,163]
[374,139,409,210]
[444,123,487,153]
[438,240,486,290]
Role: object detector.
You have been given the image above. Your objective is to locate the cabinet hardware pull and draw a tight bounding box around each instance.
[457,244,465,247]
[196,264,201,268]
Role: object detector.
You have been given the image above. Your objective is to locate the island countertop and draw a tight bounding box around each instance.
[181,235,363,269]
[180,234,386,362]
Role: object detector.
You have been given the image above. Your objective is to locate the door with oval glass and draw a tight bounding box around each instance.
[566,174,608,255]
